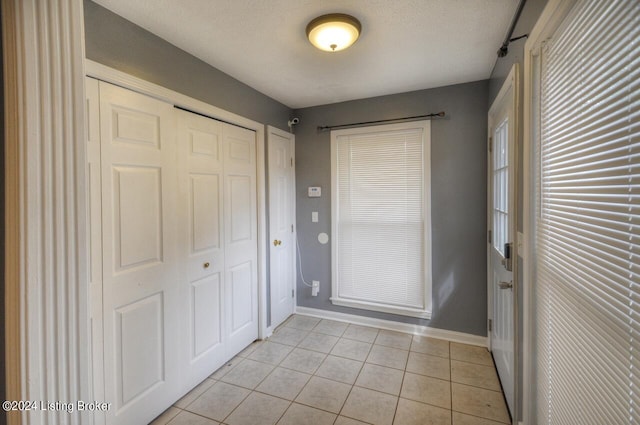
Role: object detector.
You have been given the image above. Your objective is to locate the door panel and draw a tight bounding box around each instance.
[488,68,517,418]
[177,110,226,388]
[268,127,295,329]
[224,124,259,356]
[99,82,179,425]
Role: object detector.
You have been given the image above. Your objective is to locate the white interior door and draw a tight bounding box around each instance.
[488,66,518,417]
[268,126,296,329]
[223,123,259,356]
[177,109,227,390]
[99,82,180,425]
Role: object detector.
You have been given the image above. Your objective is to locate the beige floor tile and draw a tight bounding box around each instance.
[331,338,372,361]
[451,360,501,391]
[220,359,274,389]
[366,344,409,370]
[185,381,250,422]
[400,372,451,409]
[453,411,509,425]
[374,330,412,350]
[450,343,493,366]
[295,376,351,413]
[150,406,181,425]
[341,386,398,425]
[406,352,450,380]
[276,403,336,425]
[269,327,309,346]
[342,324,379,343]
[236,340,263,358]
[209,357,243,380]
[248,341,293,365]
[298,332,340,353]
[315,355,363,384]
[225,392,290,425]
[411,336,450,358]
[255,367,311,400]
[174,378,216,408]
[393,398,451,425]
[280,347,326,374]
[313,319,349,337]
[451,383,510,424]
[334,417,370,425]
[284,315,321,331]
[167,410,220,425]
[355,363,404,395]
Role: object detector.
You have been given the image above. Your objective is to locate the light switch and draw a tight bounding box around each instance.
[312,211,318,223]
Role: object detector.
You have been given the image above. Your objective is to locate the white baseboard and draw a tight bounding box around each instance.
[295,306,488,347]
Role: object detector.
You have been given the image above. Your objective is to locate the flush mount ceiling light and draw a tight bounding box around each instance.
[306,13,362,52]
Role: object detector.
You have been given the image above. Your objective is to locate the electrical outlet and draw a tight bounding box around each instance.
[312,280,319,296]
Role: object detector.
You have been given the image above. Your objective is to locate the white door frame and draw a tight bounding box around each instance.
[85,60,271,343]
[4,1,90,424]
[267,125,296,328]
[487,63,519,421]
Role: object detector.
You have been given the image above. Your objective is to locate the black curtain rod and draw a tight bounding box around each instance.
[318,111,446,132]
[497,0,527,57]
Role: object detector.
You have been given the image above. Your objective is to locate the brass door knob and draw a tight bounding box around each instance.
[273,239,282,246]
[203,262,210,269]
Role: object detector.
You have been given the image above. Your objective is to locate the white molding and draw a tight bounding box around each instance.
[3,1,90,424]
[521,1,577,424]
[84,60,270,342]
[295,307,488,347]
[329,298,431,320]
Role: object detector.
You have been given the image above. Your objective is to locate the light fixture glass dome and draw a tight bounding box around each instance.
[306,14,361,52]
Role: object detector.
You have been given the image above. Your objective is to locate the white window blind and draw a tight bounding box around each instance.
[535,1,639,424]
[331,121,431,318]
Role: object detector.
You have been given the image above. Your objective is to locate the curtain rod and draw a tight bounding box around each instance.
[317,111,445,132]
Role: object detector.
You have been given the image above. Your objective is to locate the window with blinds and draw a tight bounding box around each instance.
[534,0,639,423]
[330,121,431,318]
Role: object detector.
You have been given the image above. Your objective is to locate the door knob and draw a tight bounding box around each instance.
[498,281,513,289]
[203,262,210,269]
[273,239,282,246]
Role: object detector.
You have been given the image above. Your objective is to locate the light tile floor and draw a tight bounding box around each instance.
[150,315,510,425]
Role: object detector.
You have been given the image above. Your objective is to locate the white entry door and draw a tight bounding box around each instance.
[176,109,226,390]
[267,126,296,329]
[98,82,180,425]
[223,123,260,356]
[488,65,518,417]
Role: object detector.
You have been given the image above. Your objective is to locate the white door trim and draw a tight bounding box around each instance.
[85,60,270,341]
[3,1,90,424]
[267,125,297,328]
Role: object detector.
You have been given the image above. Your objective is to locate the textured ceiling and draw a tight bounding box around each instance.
[92,0,518,109]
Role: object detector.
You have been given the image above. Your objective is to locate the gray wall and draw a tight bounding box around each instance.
[293,81,489,336]
[84,0,291,131]
[487,0,548,420]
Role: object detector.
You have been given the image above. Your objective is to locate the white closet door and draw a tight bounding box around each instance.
[268,126,296,329]
[176,109,226,389]
[99,82,180,425]
[223,123,259,356]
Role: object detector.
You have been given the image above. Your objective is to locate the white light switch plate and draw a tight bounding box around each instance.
[312,212,318,222]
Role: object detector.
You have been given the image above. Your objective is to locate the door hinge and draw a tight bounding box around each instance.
[488,230,492,244]
[291,157,293,167]
[291,224,294,233]
[489,137,493,153]
[488,319,492,332]
[292,289,295,298]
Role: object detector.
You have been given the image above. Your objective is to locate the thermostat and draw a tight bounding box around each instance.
[308,186,321,197]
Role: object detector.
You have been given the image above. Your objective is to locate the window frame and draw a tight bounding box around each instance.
[330,120,432,319]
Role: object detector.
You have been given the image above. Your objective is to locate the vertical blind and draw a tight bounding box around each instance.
[332,123,430,316]
[535,0,639,423]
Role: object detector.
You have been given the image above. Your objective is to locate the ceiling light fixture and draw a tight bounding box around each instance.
[306,13,361,52]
